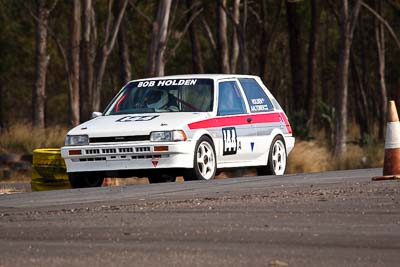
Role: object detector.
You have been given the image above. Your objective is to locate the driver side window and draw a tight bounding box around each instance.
[217,81,246,116]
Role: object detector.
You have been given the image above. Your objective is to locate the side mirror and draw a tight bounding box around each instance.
[91,112,102,119]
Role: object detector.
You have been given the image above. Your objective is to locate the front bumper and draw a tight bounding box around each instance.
[61,141,195,173]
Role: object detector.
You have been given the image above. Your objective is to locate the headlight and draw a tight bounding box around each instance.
[65,135,89,146]
[150,130,187,142]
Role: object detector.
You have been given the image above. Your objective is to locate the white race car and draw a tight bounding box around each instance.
[61,74,295,188]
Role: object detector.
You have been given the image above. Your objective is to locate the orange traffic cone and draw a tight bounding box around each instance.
[372,100,400,181]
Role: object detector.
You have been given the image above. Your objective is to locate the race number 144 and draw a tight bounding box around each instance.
[222,127,237,155]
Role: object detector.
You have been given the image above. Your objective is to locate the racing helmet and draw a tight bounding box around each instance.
[144,89,168,109]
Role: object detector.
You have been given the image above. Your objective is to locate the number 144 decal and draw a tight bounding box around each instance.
[222,127,237,155]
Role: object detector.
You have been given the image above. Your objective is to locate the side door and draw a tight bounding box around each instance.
[238,78,278,163]
[216,79,256,165]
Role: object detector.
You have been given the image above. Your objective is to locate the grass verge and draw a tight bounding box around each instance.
[0,123,67,154]
[287,140,384,174]
[0,124,385,183]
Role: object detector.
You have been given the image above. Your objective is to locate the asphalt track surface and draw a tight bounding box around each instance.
[0,168,399,267]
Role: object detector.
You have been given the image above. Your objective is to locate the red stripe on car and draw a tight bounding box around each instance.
[115,94,127,112]
[279,113,293,134]
[188,113,283,129]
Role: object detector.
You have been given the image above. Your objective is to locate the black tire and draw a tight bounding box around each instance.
[147,174,176,184]
[68,173,104,188]
[184,136,217,181]
[258,135,287,176]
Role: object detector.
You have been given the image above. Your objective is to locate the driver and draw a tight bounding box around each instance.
[143,89,178,111]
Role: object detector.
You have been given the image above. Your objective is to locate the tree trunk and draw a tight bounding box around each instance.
[351,53,370,137]
[186,0,204,74]
[335,37,351,155]
[200,17,217,53]
[230,0,240,73]
[305,0,321,128]
[286,0,305,112]
[217,0,230,73]
[147,0,172,77]
[0,80,4,130]
[397,81,400,109]
[259,0,269,81]
[80,0,128,116]
[333,0,361,156]
[80,0,96,121]
[238,0,249,74]
[147,11,159,76]
[375,0,387,139]
[259,1,283,81]
[359,16,373,127]
[321,12,330,104]
[154,0,171,77]
[68,0,81,126]
[115,0,131,85]
[93,0,128,111]
[33,0,50,128]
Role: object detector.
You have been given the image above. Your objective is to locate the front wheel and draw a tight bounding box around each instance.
[184,136,217,181]
[258,136,287,176]
[68,173,104,188]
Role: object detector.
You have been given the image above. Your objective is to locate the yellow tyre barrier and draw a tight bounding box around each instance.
[31,148,71,191]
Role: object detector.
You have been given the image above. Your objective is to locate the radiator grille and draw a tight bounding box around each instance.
[90,135,149,143]
[136,147,150,152]
[79,157,106,162]
[119,147,134,153]
[71,154,169,162]
[84,146,151,155]
[85,149,100,155]
[101,148,117,154]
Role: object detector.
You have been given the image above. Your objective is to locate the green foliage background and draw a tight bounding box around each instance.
[0,0,398,140]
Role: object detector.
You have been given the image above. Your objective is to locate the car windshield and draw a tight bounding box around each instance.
[104,78,214,115]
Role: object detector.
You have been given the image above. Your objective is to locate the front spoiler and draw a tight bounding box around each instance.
[61,141,195,173]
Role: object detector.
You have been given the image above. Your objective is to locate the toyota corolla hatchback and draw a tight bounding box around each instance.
[61,74,295,188]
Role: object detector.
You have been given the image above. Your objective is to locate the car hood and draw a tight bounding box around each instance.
[67,112,211,138]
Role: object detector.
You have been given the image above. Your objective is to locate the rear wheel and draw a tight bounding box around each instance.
[68,173,104,188]
[184,136,216,181]
[258,136,287,176]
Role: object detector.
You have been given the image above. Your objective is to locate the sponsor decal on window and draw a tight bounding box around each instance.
[137,79,197,87]
[250,98,270,112]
